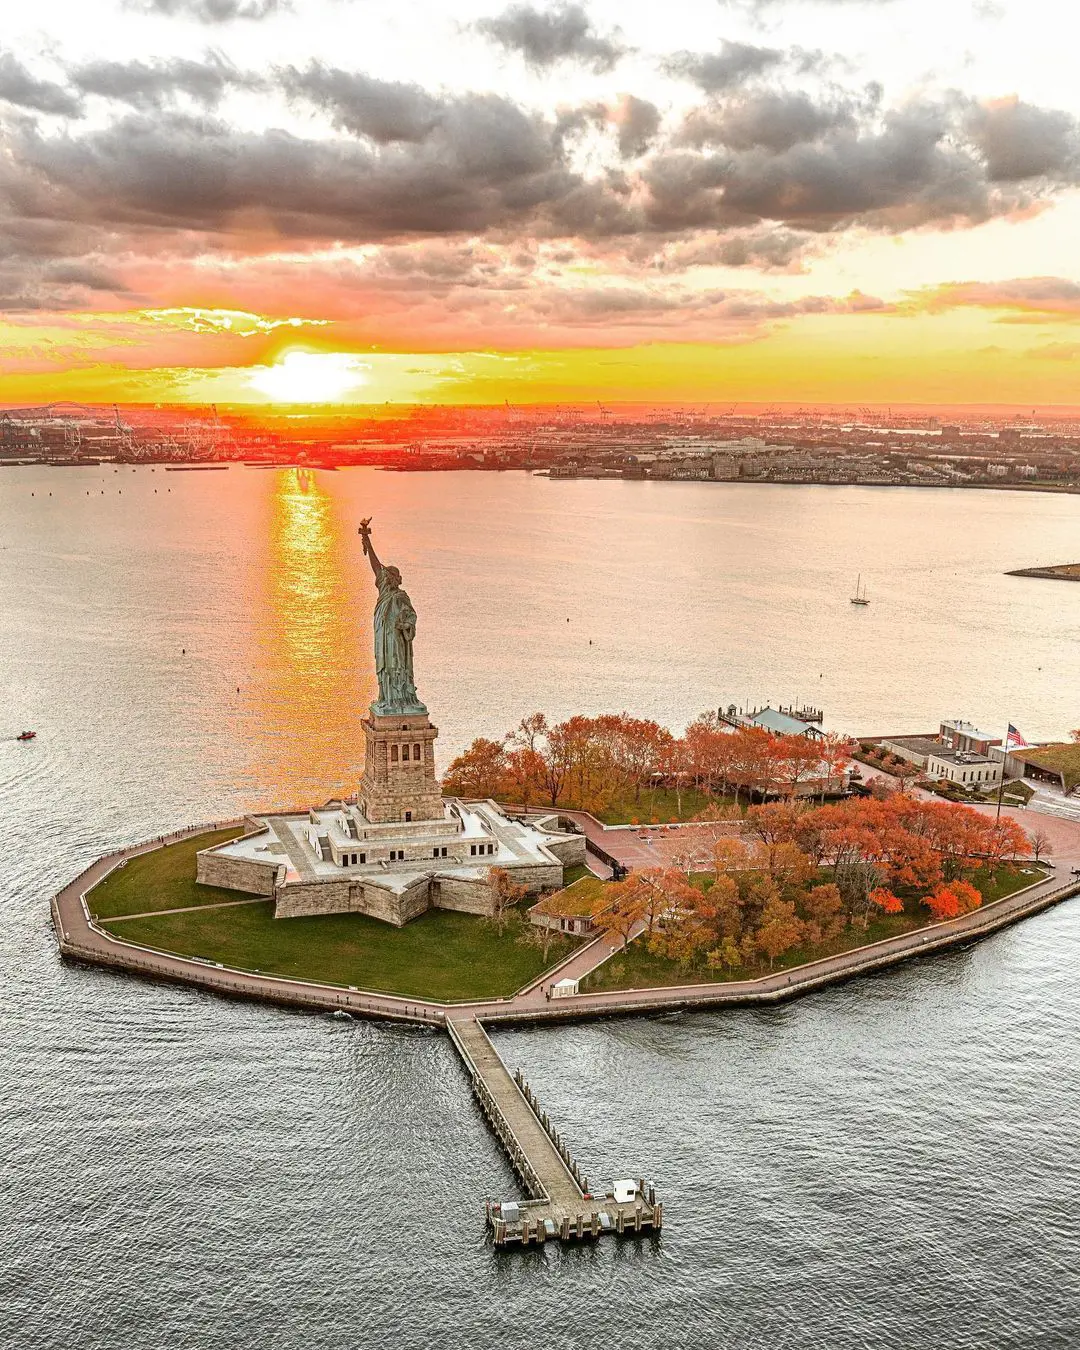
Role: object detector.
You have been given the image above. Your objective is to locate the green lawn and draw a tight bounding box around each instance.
[580,864,1047,993]
[494,787,737,825]
[971,862,1049,903]
[89,828,245,919]
[102,902,581,1001]
[590,786,731,825]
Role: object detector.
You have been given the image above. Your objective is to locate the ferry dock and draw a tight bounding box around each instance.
[447,1016,662,1247]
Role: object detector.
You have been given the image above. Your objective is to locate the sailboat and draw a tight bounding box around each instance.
[850,574,870,606]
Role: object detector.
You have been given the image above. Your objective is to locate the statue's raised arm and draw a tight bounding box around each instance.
[358,518,382,578]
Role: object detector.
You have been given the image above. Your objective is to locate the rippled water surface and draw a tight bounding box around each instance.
[2,466,1079,1348]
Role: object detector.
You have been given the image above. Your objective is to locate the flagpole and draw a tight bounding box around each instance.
[996,724,1008,822]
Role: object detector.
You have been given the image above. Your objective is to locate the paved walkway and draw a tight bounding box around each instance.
[107,896,267,923]
[510,805,738,872]
[50,810,1080,1027]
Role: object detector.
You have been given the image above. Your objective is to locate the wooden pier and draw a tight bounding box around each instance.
[447,1017,662,1247]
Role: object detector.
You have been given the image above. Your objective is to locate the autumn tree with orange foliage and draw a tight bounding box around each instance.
[444,710,676,815]
[924,879,983,921]
[600,874,648,950]
[443,707,851,820]
[645,870,735,967]
[753,895,806,969]
[634,792,1030,977]
[745,794,1026,919]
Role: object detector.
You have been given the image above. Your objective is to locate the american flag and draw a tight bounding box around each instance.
[1005,723,1029,750]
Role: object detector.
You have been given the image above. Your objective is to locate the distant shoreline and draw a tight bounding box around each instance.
[1005,564,1080,582]
[7,460,1080,500]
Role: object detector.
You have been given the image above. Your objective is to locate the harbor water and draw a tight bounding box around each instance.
[2,465,1079,1348]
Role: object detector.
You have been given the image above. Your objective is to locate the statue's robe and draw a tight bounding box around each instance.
[373,565,425,714]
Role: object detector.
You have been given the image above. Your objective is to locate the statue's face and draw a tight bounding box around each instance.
[386,566,402,589]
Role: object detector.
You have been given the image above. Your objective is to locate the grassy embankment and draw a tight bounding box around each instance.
[505,786,731,825]
[89,828,584,1001]
[89,828,245,919]
[580,863,1048,994]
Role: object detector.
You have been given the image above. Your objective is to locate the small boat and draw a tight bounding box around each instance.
[16,731,36,741]
[850,574,870,606]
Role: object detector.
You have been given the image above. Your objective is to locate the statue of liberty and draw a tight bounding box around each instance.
[358,519,427,716]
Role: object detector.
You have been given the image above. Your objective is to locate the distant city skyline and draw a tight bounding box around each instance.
[4,0,1080,404]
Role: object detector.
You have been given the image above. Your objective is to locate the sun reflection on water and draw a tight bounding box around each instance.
[242,467,371,804]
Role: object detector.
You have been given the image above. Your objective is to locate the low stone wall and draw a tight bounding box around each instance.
[434,862,564,916]
[371,876,431,926]
[273,875,432,926]
[434,874,496,916]
[543,835,587,867]
[196,849,278,897]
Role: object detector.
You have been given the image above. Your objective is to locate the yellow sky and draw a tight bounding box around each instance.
[4,305,1080,407]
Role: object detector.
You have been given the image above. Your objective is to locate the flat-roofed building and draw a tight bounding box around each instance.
[925,748,1001,788]
[939,719,1002,756]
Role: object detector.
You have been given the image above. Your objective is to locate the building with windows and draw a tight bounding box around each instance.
[938,720,1002,756]
[924,748,1002,788]
[528,877,614,937]
[882,719,1003,775]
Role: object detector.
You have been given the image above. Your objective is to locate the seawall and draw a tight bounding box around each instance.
[50,824,1080,1027]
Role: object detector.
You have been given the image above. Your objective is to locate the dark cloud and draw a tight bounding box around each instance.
[548,178,640,234]
[664,41,783,93]
[42,261,128,291]
[126,0,287,19]
[527,282,887,329]
[72,54,261,109]
[679,91,859,152]
[0,52,81,118]
[965,98,1077,181]
[0,249,132,311]
[279,65,440,143]
[658,226,814,270]
[4,106,577,241]
[475,3,626,72]
[4,51,1080,330]
[643,102,1046,233]
[555,95,661,158]
[608,95,661,158]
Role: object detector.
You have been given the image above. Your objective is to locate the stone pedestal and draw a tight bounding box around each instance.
[359,711,444,824]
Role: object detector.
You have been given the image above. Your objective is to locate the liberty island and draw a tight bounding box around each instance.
[45,513,1080,1251]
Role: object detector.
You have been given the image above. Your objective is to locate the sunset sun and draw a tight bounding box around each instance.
[249,351,369,404]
